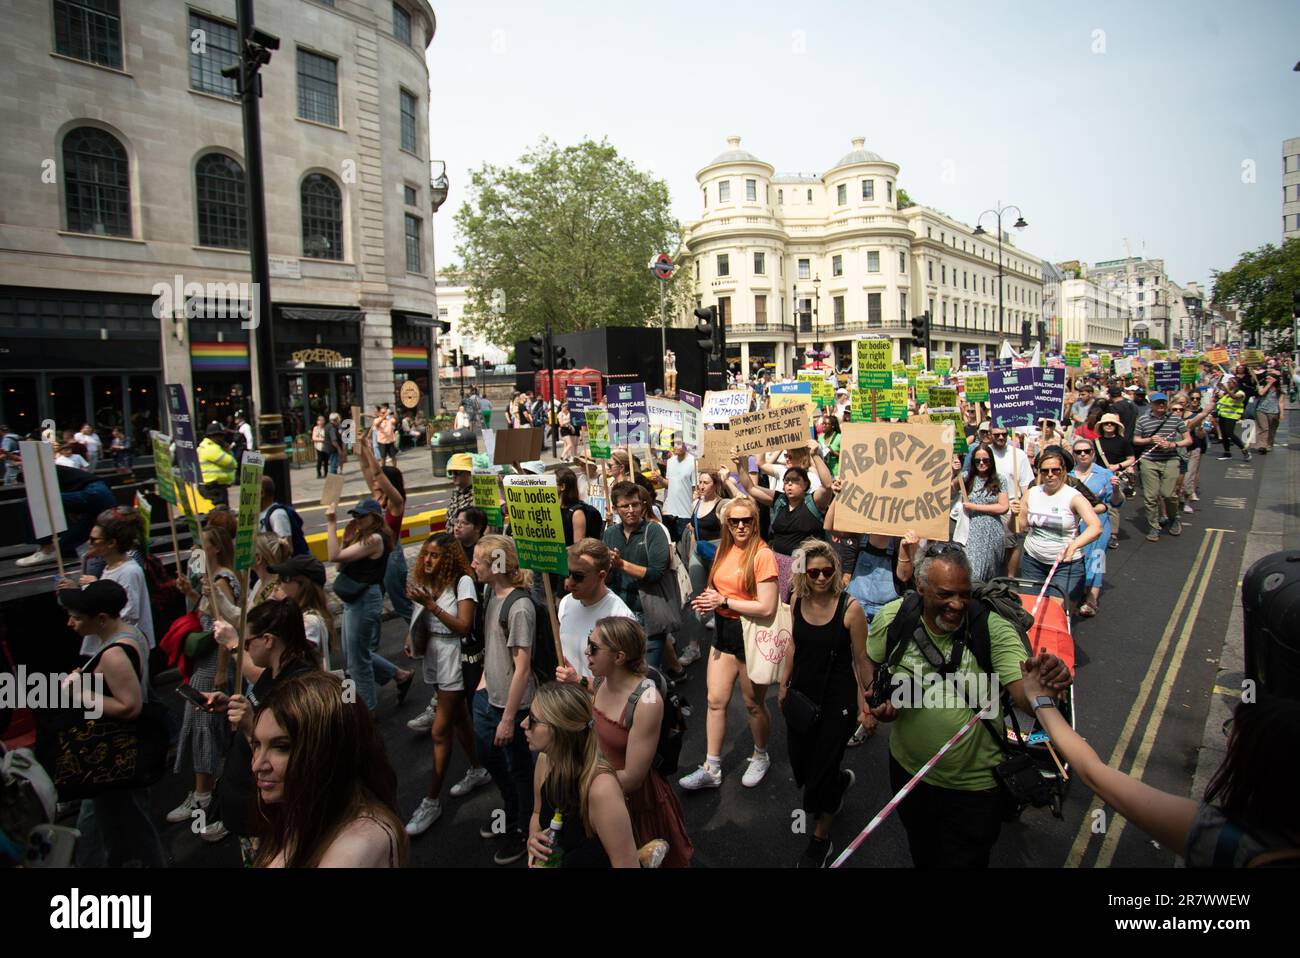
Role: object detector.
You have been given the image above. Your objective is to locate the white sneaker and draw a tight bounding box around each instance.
[15,549,57,568]
[199,820,229,843]
[1183,503,1193,514]
[677,643,702,667]
[449,766,492,797]
[1190,493,1200,502]
[741,752,771,788]
[406,700,437,732]
[165,791,210,824]
[678,763,722,790]
[405,797,441,836]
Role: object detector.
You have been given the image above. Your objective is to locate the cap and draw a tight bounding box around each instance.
[1123,384,1138,392]
[205,422,227,437]
[447,453,474,473]
[268,555,326,586]
[978,421,991,432]
[58,579,128,618]
[1149,392,1168,403]
[1107,385,1122,398]
[349,497,384,518]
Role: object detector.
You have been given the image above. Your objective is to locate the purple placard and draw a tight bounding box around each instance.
[166,384,201,486]
[565,384,592,427]
[1033,366,1066,422]
[608,382,649,447]
[678,389,702,410]
[988,368,1036,428]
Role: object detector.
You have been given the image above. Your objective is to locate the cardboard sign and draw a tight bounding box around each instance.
[19,441,66,540]
[963,373,989,403]
[232,451,265,572]
[1064,342,1082,368]
[585,408,611,460]
[1240,348,1264,365]
[501,475,568,575]
[1205,347,1230,365]
[1180,358,1199,385]
[565,385,592,427]
[702,389,750,424]
[151,431,177,505]
[491,426,545,465]
[320,473,344,508]
[835,423,952,541]
[1152,362,1180,393]
[988,368,1037,428]
[679,399,702,456]
[472,471,504,526]
[1033,366,1066,422]
[731,406,809,457]
[608,382,649,446]
[700,428,734,474]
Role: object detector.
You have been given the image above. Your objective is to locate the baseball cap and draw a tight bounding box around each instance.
[1149,392,1168,403]
[1107,385,1122,398]
[349,497,384,518]
[268,555,326,586]
[58,579,128,618]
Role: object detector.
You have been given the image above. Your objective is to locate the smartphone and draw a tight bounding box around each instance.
[176,685,213,710]
[25,824,79,868]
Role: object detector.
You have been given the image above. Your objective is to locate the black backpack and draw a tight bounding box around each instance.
[264,503,311,557]
[497,588,557,687]
[567,501,604,541]
[621,666,687,776]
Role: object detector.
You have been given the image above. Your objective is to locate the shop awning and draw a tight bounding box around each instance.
[277,306,362,323]
[396,310,445,331]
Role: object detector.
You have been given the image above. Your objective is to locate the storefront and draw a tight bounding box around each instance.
[392,310,435,414]
[190,332,252,430]
[274,305,363,441]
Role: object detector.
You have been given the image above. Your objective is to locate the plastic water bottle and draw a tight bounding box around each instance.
[536,812,564,868]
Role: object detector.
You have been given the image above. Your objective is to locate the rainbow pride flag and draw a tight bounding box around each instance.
[191,341,249,371]
[393,345,427,369]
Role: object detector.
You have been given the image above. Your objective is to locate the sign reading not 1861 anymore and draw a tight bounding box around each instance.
[835,422,952,541]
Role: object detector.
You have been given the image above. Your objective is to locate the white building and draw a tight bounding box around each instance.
[0,0,442,440]
[1087,257,1173,347]
[433,275,509,371]
[1040,260,1066,352]
[1058,277,1127,350]
[1285,137,1300,241]
[680,137,1046,375]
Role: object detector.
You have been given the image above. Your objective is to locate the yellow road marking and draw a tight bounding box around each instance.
[1093,530,1224,866]
[1211,685,1240,697]
[1064,529,1217,867]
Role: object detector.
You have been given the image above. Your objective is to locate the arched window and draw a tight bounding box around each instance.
[301,173,343,260]
[63,126,130,236]
[195,153,248,249]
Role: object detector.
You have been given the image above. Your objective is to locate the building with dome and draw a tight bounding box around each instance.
[681,136,1050,376]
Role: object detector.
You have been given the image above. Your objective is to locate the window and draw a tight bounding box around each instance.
[392,3,412,45]
[963,271,967,289]
[867,251,880,273]
[867,293,882,327]
[886,181,893,203]
[833,295,845,329]
[778,188,784,205]
[899,251,906,274]
[717,253,730,277]
[862,179,874,201]
[718,296,730,326]
[798,258,811,280]
[807,189,813,202]
[695,259,700,280]
[297,49,339,125]
[754,295,767,328]
[798,299,812,333]
[832,254,843,277]
[404,213,422,272]
[195,153,247,249]
[400,89,419,152]
[54,0,122,69]
[942,264,946,284]
[927,226,932,237]
[982,276,987,294]
[403,184,417,206]
[718,180,731,203]
[928,297,934,321]
[301,173,343,259]
[1137,292,1144,302]
[837,183,847,206]
[766,184,770,204]
[189,12,239,98]
[928,261,933,282]
[63,127,130,236]
[753,251,765,275]
[900,292,907,322]
[746,179,757,201]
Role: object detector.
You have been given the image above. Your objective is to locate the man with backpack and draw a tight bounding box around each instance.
[258,476,310,556]
[556,538,635,681]
[864,546,1073,868]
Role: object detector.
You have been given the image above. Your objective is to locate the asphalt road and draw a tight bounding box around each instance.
[143,423,1287,868]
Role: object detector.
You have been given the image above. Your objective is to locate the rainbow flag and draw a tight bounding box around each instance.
[191,341,249,371]
[393,345,427,369]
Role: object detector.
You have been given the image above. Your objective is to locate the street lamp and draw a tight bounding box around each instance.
[973,202,1028,349]
[791,282,799,377]
[429,161,450,421]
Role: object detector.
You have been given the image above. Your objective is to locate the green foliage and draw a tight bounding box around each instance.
[1138,338,1165,350]
[454,138,684,345]
[897,187,915,210]
[1211,238,1300,333]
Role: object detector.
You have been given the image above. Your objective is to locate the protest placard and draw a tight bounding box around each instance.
[928,386,957,409]
[648,396,682,450]
[892,361,907,380]
[731,406,809,457]
[585,408,611,459]
[501,475,568,576]
[1205,347,1229,365]
[988,367,1036,428]
[702,389,749,424]
[1152,362,1180,393]
[856,339,893,390]
[165,384,201,488]
[151,431,177,505]
[933,355,952,378]
[491,426,545,465]
[1098,351,1112,371]
[565,385,592,427]
[887,380,910,421]
[1180,357,1199,385]
[850,389,880,422]
[1239,348,1264,365]
[1123,337,1139,356]
[1033,366,1066,421]
[608,382,649,446]
[700,428,733,474]
[769,381,814,425]
[1114,356,1133,377]
[233,451,264,572]
[915,374,939,405]
[1064,342,1082,368]
[963,373,989,403]
[963,348,982,371]
[319,473,344,509]
[905,365,921,387]
[472,471,504,525]
[19,440,66,547]
[679,398,702,456]
[835,423,952,540]
[927,408,966,455]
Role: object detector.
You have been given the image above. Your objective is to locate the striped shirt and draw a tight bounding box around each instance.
[1135,412,1186,461]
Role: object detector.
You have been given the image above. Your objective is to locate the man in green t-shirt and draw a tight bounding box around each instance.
[865,546,1072,867]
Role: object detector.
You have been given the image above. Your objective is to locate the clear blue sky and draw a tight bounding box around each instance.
[426,0,1300,293]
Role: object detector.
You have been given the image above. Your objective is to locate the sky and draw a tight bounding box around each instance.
[425,0,1300,294]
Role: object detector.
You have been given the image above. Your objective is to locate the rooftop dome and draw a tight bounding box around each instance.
[706,135,763,166]
[830,136,886,169]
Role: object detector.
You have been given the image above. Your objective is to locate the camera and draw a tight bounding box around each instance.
[868,664,893,710]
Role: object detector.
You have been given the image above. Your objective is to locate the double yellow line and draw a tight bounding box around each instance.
[1064,527,1227,868]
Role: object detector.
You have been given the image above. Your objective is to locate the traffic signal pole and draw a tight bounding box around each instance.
[546,320,557,459]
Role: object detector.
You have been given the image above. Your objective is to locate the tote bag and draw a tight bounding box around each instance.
[741,602,792,687]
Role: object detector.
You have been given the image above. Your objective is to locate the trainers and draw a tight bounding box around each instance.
[1183,503,1193,514]
[1217,454,1232,461]
[741,752,771,788]
[1146,530,1161,542]
[677,643,702,667]
[15,549,57,568]
[679,763,723,791]
[405,797,441,836]
[165,791,210,824]
[846,724,871,748]
[492,831,527,866]
[1168,518,1182,537]
[797,837,834,869]
[406,700,437,732]
[199,820,229,843]
[1190,493,1200,502]
[1244,451,1253,462]
[449,766,492,797]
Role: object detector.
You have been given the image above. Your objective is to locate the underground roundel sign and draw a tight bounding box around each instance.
[652,253,674,280]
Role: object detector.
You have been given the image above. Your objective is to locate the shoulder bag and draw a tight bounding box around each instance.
[636,522,684,635]
[742,600,792,687]
[781,595,845,734]
[692,503,717,562]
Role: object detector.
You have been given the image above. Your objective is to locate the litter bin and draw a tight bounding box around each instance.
[430,428,477,478]
[1241,550,1300,701]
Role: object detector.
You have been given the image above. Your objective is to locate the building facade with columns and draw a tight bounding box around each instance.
[1058,277,1127,350]
[1086,257,1172,348]
[0,0,440,442]
[680,137,1047,375]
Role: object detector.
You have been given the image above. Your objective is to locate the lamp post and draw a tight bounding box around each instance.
[811,274,821,369]
[973,202,1028,349]
[791,283,799,377]
[429,162,450,421]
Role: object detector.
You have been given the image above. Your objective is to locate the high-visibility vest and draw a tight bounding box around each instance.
[1215,392,1244,420]
[198,437,237,485]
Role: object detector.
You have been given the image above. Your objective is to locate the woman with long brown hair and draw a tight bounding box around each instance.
[269,555,337,669]
[680,496,779,791]
[403,533,487,835]
[251,671,408,867]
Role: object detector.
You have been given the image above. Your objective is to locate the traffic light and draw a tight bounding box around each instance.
[529,333,545,368]
[551,344,576,370]
[695,305,718,356]
[1037,320,1047,350]
[1021,320,1032,351]
[910,312,928,349]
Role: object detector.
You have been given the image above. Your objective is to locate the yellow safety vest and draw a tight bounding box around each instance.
[198,437,237,485]
[1215,392,1244,420]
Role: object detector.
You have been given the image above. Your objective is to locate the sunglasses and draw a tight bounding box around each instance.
[991,432,1008,439]
[973,457,992,465]
[522,712,548,730]
[1040,467,1065,476]
[585,640,609,656]
[569,570,588,583]
[727,516,756,528]
[804,567,835,580]
[1072,448,1092,455]
[923,542,965,559]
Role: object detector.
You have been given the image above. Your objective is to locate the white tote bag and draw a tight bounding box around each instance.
[741,602,792,687]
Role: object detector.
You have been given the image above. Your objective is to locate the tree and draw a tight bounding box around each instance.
[1211,238,1300,335]
[897,187,915,210]
[1138,337,1166,350]
[454,138,684,345]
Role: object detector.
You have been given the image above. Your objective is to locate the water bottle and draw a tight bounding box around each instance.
[536,812,564,868]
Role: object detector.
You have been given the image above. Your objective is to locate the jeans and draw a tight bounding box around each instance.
[36,481,116,554]
[343,583,397,710]
[889,755,1002,868]
[645,632,666,669]
[329,450,341,474]
[1139,458,1180,531]
[384,546,413,623]
[471,689,535,835]
[75,788,166,867]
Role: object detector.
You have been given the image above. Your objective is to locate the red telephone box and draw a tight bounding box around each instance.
[534,367,603,404]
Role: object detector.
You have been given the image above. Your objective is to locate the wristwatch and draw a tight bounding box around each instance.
[1031,695,1057,713]
[720,596,730,610]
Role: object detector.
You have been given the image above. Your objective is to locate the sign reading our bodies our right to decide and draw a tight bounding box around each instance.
[472,472,504,526]
[585,407,611,459]
[501,475,568,575]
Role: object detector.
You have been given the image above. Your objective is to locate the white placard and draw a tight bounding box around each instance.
[702,389,750,424]
[20,441,67,540]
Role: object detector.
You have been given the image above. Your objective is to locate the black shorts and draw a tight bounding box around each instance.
[713,613,745,661]
[380,442,398,458]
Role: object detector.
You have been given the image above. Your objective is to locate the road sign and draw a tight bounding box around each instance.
[651,253,674,280]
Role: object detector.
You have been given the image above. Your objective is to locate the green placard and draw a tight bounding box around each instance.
[233,451,264,572]
[1099,351,1113,370]
[887,380,910,421]
[915,374,939,405]
[928,386,957,409]
[964,373,989,403]
[934,356,952,378]
[501,475,569,575]
[928,408,967,455]
[856,339,893,391]
[151,431,177,506]
[1180,357,1199,385]
[892,361,907,380]
[472,471,504,526]
[850,389,882,422]
[586,407,611,460]
[905,365,920,387]
[1240,348,1264,365]
[1065,342,1083,368]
